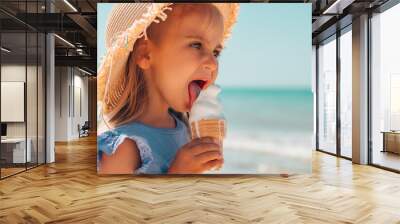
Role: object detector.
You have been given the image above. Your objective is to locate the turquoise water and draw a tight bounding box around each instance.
[220,87,313,134]
[212,88,313,174]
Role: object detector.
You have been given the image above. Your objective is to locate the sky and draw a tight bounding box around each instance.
[97,3,311,89]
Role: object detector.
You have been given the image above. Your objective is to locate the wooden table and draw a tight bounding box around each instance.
[1,138,32,164]
[381,131,400,154]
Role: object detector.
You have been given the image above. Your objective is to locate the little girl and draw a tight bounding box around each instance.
[97,3,239,174]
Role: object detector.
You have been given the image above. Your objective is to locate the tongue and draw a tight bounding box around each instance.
[188,81,202,108]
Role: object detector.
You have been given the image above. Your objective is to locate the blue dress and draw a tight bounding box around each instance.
[97,113,190,174]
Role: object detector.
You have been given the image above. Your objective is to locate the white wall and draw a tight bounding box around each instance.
[1,65,25,130]
[1,65,26,140]
[1,65,40,137]
[1,64,46,164]
[54,67,89,141]
[54,66,69,141]
[72,72,89,138]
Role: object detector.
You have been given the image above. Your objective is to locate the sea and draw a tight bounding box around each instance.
[212,87,314,174]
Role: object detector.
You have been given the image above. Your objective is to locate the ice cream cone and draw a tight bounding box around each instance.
[190,119,226,146]
[189,83,227,170]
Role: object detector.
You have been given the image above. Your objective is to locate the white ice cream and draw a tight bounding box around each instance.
[189,84,225,123]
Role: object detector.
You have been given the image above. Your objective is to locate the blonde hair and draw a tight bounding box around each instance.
[99,38,190,129]
[107,51,148,127]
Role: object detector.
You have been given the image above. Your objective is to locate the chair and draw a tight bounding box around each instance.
[79,121,90,138]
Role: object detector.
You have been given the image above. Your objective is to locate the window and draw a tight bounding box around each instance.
[317,36,337,154]
[339,28,352,158]
[390,74,400,130]
[371,2,400,171]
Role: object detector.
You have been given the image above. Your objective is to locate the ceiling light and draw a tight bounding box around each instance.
[54,34,75,48]
[63,0,78,12]
[1,47,11,53]
[323,0,354,15]
[78,67,93,76]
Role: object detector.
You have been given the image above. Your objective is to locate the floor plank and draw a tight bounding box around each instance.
[0,135,399,223]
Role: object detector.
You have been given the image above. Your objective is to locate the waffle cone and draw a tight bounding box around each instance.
[190,119,226,144]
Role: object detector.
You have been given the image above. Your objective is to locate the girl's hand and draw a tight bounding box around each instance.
[168,137,223,174]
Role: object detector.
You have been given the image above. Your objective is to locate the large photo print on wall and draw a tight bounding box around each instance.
[97,3,313,175]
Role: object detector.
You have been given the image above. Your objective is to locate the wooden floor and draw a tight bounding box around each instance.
[1,167,26,178]
[1,163,45,178]
[1,135,400,223]
[373,151,400,171]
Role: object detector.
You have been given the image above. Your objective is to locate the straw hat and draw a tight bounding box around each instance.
[98,3,239,117]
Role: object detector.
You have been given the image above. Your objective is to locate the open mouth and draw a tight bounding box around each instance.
[193,80,207,89]
[188,79,208,109]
